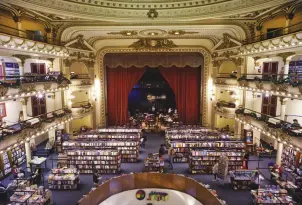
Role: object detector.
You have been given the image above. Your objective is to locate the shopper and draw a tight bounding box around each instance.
[159,144,165,157]
[93,170,101,187]
[212,163,219,181]
[251,172,262,189]
[168,147,175,170]
[269,143,274,159]
[11,165,19,179]
[293,119,301,128]
[244,152,250,169]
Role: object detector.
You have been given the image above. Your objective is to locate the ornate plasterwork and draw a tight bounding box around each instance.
[129,39,177,50]
[107,31,138,36]
[19,84,36,93]
[4,0,291,22]
[98,47,211,127]
[0,86,9,97]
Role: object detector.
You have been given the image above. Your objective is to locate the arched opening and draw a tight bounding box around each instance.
[128,67,176,129]
[70,62,90,79]
[218,61,237,77]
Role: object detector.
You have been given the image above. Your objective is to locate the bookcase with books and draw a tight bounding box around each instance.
[10,144,26,166]
[77,133,140,141]
[171,140,245,163]
[65,149,121,174]
[48,168,80,190]
[281,146,300,172]
[144,153,164,173]
[0,151,11,177]
[189,149,244,174]
[55,129,63,153]
[63,140,139,162]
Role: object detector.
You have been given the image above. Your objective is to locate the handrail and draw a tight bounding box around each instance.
[237,107,301,129]
[0,24,63,46]
[77,173,223,205]
[72,101,91,108]
[242,22,302,45]
[1,108,69,130]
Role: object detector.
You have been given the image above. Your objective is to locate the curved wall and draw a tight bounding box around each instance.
[99,189,203,205]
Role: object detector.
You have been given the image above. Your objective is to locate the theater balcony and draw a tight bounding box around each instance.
[0,108,73,150]
[71,101,93,119]
[235,107,302,151]
[0,73,70,103]
[214,73,238,88]
[239,22,302,56]
[0,24,68,57]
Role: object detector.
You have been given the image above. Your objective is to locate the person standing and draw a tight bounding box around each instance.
[269,143,274,159]
[159,144,165,157]
[244,152,250,169]
[168,147,175,170]
[93,170,101,187]
[212,163,219,181]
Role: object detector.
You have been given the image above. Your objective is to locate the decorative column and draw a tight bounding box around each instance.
[276,141,284,166]
[25,139,32,171]
[20,97,29,120]
[13,15,22,36]
[13,55,31,76]
[277,52,295,78]
[279,97,288,121]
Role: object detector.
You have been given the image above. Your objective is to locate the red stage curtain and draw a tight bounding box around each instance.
[107,66,145,126]
[159,65,200,124]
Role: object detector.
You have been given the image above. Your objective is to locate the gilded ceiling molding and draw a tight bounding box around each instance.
[276,52,296,63]
[168,30,199,36]
[97,47,211,127]
[107,31,138,36]
[129,39,177,50]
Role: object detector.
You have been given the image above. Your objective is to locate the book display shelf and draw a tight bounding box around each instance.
[281,146,300,172]
[55,129,63,153]
[189,150,244,174]
[144,153,164,173]
[10,144,26,166]
[251,187,295,204]
[63,140,139,162]
[48,168,80,190]
[0,151,11,177]
[77,133,140,141]
[171,140,245,163]
[65,150,121,174]
[9,187,52,205]
[97,128,141,133]
[230,170,258,190]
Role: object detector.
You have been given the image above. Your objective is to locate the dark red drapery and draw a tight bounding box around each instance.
[107,66,145,126]
[159,65,201,124]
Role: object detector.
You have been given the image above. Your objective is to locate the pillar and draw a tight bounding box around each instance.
[20,97,28,120]
[253,129,261,147]
[13,15,22,37]
[276,141,284,165]
[279,97,288,121]
[25,139,32,171]
[234,120,242,140]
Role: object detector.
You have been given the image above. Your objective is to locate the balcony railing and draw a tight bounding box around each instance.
[242,22,302,45]
[0,24,62,46]
[72,101,91,108]
[0,108,72,139]
[70,73,91,80]
[235,107,302,137]
[0,73,71,88]
[237,73,302,87]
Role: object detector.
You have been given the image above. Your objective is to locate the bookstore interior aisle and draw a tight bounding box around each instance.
[0,132,274,205]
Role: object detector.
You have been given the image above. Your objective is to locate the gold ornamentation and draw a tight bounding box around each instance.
[19,84,36,93]
[214,79,227,85]
[81,80,92,85]
[278,84,288,93]
[277,52,295,63]
[12,54,31,65]
[233,58,243,66]
[107,30,138,36]
[239,81,249,87]
[216,33,240,49]
[255,82,263,90]
[129,39,177,50]
[0,85,8,97]
[298,86,302,95]
[168,30,198,35]
[147,9,158,19]
[43,83,52,90]
[68,35,90,50]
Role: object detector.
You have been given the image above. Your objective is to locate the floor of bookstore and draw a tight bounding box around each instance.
[0,133,275,205]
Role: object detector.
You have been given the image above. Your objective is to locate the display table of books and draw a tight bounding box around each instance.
[251,187,296,205]
[230,170,258,190]
[48,168,79,190]
[144,153,164,173]
[9,186,52,205]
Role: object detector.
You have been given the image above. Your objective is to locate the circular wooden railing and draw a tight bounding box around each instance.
[77,173,223,205]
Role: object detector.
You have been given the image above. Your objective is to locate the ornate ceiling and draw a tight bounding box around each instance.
[2,0,294,22]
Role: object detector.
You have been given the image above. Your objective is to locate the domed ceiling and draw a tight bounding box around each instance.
[2,0,294,22]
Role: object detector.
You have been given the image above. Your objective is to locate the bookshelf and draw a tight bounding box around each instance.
[171,141,245,163]
[281,146,300,172]
[230,170,258,190]
[55,129,63,153]
[189,150,244,174]
[144,153,164,173]
[65,150,121,174]
[48,168,80,190]
[0,151,11,177]
[10,144,26,166]
[77,133,140,141]
[63,140,139,162]
[98,128,141,133]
